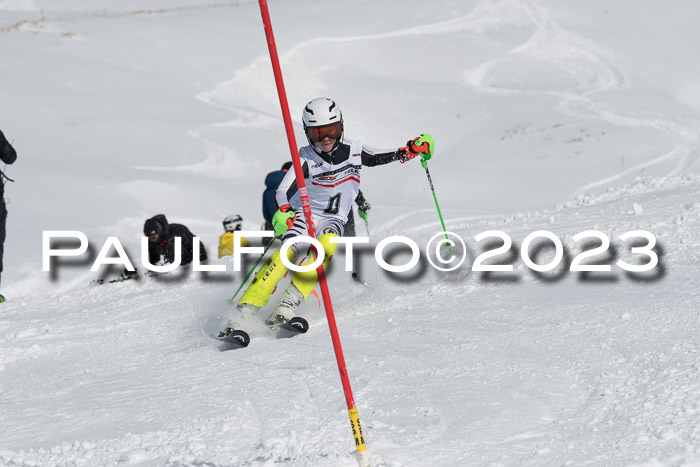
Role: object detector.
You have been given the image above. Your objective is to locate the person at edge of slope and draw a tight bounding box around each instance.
[0,129,18,303]
[261,161,292,247]
[144,214,208,266]
[218,97,433,338]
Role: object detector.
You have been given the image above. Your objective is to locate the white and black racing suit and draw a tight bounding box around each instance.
[275,139,405,241]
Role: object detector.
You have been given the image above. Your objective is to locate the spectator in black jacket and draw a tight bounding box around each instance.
[143,214,207,266]
[0,130,17,303]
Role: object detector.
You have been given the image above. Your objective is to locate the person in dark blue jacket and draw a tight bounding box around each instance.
[262,161,292,232]
[0,130,18,303]
[261,161,292,246]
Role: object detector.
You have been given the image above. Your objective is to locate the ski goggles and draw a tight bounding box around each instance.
[223,221,241,232]
[307,122,342,142]
[223,215,242,232]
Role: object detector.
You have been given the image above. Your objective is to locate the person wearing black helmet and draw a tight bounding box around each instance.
[0,130,18,303]
[144,214,207,266]
[218,214,251,258]
[219,97,433,341]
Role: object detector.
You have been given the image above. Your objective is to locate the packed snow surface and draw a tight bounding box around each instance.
[0,0,699,466]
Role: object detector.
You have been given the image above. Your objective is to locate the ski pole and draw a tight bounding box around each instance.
[229,236,278,302]
[357,208,369,238]
[421,158,451,248]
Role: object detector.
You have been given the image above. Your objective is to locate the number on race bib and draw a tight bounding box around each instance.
[324,193,341,215]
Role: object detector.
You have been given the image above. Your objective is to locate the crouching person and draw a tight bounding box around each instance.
[144,214,207,267]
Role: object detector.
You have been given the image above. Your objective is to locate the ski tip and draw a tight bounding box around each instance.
[277,316,309,336]
[217,329,250,349]
[288,316,309,334]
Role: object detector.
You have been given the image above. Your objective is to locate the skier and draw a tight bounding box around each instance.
[0,129,18,303]
[219,97,433,339]
[144,214,207,266]
[218,214,251,258]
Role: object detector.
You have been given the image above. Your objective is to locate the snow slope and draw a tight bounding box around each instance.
[0,0,699,465]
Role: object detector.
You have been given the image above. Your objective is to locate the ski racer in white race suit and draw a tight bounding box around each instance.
[219,97,433,338]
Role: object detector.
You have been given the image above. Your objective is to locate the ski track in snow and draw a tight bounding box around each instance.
[463,0,700,192]
[191,0,700,200]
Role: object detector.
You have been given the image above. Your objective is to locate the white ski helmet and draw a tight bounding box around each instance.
[302,98,343,147]
[223,214,242,232]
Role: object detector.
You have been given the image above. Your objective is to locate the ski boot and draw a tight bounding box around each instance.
[266,283,304,326]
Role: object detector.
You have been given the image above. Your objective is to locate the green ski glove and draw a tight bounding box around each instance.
[272,204,296,237]
[401,133,434,166]
[414,134,434,162]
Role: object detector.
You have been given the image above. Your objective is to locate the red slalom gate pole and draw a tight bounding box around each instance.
[257,1,370,465]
